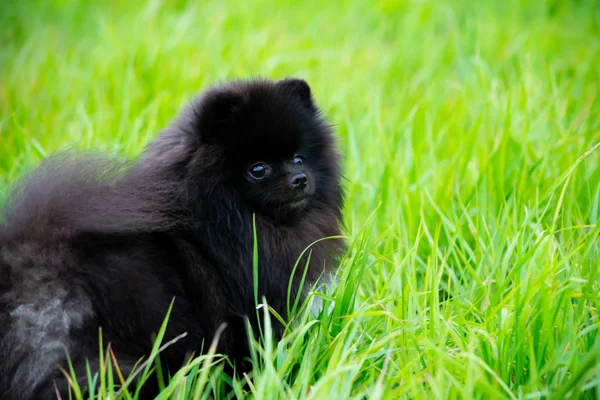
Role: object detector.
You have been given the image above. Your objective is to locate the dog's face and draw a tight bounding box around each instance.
[192,78,342,221]
[237,141,318,221]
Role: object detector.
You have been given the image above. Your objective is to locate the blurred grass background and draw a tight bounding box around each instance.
[1,0,599,398]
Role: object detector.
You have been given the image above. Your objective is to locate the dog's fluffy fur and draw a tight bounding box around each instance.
[0,77,345,400]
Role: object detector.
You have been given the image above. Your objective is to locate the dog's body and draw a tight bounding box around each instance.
[0,78,345,399]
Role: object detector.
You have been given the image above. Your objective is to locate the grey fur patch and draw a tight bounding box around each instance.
[3,284,93,397]
[306,273,338,317]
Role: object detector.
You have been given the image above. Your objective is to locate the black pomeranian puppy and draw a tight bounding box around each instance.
[0,77,345,400]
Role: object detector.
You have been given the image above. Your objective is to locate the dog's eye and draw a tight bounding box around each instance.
[248,163,269,179]
[293,155,304,164]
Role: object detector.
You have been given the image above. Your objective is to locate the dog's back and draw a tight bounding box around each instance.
[0,155,198,400]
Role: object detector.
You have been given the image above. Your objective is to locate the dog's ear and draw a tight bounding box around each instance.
[198,88,247,124]
[279,78,314,109]
[190,87,248,142]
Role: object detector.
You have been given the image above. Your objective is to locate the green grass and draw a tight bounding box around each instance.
[1,0,600,398]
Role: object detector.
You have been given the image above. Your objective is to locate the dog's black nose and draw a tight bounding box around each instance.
[290,173,308,190]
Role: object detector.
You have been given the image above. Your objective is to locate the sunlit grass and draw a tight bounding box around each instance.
[1,0,599,398]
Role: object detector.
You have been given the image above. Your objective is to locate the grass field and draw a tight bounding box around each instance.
[1,0,600,398]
